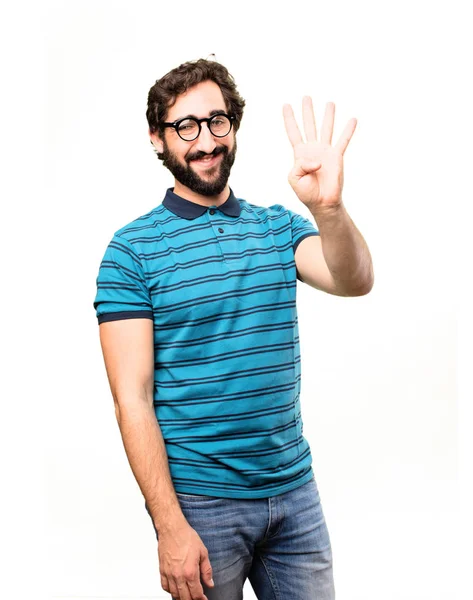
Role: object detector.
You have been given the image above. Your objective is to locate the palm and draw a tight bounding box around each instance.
[283,98,357,210]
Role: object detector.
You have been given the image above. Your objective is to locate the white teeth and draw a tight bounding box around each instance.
[192,154,219,165]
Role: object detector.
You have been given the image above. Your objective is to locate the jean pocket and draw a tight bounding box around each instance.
[176,492,213,498]
[175,492,222,503]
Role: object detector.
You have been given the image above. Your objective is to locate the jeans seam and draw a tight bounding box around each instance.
[267,495,285,540]
[258,554,280,600]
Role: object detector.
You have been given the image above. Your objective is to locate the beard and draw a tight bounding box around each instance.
[161,137,237,197]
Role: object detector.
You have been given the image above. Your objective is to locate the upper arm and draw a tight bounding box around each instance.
[295,234,346,296]
[93,233,155,409]
[99,318,155,410]
[273,203,343,296]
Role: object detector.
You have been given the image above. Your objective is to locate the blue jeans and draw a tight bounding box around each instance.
[145,475,335,599]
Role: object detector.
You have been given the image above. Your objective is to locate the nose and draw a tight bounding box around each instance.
[194,121,217,155]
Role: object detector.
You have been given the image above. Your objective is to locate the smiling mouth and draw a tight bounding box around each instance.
[191,153,222,167]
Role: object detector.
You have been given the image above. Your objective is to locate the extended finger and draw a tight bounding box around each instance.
[335,118,357,155]
[187,569,208,600]
[168,577,179,599]
[161,574,171,596]
[320,102,335,145]
[283,103,303,148]
[302,96,317,142]
[173,575,192,600]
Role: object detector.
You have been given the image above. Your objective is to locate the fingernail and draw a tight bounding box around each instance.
[210,578,214,585]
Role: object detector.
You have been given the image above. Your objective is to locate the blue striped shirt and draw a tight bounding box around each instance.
[94,187,320,498]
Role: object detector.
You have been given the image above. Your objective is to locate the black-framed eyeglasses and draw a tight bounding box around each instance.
[161,112,236,141]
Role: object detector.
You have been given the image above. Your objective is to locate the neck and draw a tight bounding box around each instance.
[172,181,231,207]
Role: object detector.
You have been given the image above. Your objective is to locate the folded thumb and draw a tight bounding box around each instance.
[294,159,322,177]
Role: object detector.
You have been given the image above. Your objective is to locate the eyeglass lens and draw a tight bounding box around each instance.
[177,115,231,140]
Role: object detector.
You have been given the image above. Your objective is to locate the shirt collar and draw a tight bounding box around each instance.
[162,186,241,220]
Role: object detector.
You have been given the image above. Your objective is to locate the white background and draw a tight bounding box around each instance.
[1,1,470,599]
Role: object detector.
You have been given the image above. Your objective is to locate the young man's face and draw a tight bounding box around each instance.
[150,80,237,197]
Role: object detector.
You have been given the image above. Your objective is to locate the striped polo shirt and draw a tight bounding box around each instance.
[93,186,320,499]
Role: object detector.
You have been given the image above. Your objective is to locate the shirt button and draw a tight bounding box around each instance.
[209,209,215,215]
[218,227,224,233]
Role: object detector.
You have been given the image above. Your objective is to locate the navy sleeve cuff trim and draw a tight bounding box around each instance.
[97,310,154,324]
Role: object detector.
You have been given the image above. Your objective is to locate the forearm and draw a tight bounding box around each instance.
[310,201,374,295]
[115,402,186,533]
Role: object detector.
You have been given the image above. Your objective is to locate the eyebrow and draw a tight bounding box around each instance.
[172,108,226,122]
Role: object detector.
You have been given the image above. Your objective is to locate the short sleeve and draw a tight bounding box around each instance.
[286,207,320,253]
[93,234,154,324]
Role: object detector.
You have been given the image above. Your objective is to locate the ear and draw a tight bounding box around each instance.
[149,129,164,154]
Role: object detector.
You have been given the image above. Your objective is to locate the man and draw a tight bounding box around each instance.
[94,57,374,600]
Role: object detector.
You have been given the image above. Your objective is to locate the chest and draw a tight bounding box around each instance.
[144,215,297,329]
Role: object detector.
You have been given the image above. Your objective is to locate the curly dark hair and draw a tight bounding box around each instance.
[146,56,246,158]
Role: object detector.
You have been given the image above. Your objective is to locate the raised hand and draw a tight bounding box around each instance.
[283,97,357,212]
